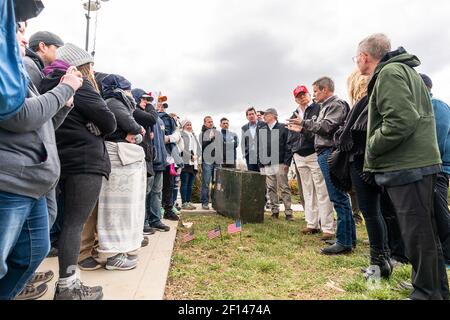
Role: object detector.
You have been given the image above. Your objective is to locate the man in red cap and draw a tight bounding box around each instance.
[288,85,335,239]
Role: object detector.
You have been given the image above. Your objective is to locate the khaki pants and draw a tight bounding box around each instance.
[293,164,305,209]
[294,153,334,234]
[79,203,140,262]
[266,171,293,216]
[79,202,98,262]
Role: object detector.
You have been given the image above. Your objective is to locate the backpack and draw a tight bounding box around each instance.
[0,0,29,121]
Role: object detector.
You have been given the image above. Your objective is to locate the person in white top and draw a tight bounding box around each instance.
[180,119,201,210]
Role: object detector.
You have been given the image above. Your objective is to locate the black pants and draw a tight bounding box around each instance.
[380,191,407,262]
[162,167,175,212]
[58,174,103,278]
[434,172,450,264]
[386,174,449,300]
[350,163,389,255]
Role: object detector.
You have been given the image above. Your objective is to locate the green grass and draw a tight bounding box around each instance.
[165,211,450,300]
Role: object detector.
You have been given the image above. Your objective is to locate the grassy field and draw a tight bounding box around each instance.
[164,211,448,300]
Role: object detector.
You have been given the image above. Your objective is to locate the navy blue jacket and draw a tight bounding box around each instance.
[152,117,168,172]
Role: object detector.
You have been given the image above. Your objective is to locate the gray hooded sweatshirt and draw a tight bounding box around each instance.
[0,84,74,199]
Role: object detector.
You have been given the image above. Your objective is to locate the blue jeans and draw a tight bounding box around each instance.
[317,149,356,248]
[0,192,50,300]
[145,172,163,225]
[180,171,196,203]
[201,163,216,205]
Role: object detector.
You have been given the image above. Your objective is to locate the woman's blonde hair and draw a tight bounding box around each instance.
[347,69,370,106]
[77,63,100,93]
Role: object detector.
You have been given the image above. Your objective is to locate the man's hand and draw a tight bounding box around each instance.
[64,96,74,107]
[140,126,146,136]
[281,164,289,173]
[164,136,170,143]
[61,67,83,91]
[286,118,303,132]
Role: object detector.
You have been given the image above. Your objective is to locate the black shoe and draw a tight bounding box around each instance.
[141,236,149,247]
[150,221,170,232]
[163,211,180,221]
[270,212,279,219]
[321,243,352,255]
[78,257,102,271]
[143,225,156,235]
[285,215,294,221]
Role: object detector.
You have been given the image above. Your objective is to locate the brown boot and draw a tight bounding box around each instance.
[320,233,335,241]
[29,270,54,284]
[301,227,320,235]
[15,283,48,300]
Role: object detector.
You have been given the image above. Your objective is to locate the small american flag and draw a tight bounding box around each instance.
[227,220,242,234]
[207,226,221,240]
[182,230,195,243]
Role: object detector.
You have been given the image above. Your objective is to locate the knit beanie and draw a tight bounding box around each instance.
[56,43,94,67]
[181,119,192,129]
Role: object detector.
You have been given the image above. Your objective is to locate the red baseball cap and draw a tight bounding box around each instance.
[158,95,168,103]
[293,85,309,97]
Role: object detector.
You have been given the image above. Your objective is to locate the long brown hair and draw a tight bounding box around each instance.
[77,63,100,93]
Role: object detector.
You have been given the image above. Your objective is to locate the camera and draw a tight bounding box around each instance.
[134,134,143,144]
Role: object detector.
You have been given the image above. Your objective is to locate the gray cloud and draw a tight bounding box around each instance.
[180,30,344,116]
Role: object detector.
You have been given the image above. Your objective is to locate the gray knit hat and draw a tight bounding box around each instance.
[29,31,64,51]
[56,43,94,67]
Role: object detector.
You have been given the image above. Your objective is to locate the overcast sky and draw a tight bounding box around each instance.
[26,0,450,160]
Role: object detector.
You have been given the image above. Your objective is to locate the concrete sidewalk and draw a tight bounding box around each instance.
[180,203,304,215]
[36,219,178,300]
[35,202,303,300]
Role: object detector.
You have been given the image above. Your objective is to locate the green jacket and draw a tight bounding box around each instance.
[364,49,441,172]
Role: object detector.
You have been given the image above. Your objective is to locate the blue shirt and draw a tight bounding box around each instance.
[432,95,450,175]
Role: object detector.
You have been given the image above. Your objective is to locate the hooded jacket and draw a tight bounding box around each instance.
[23,48,44,88]
[133,103,158,176]
[152,117,168,172]
[364,48,441,172]
[0,83,74,199]
[40,68,117,178]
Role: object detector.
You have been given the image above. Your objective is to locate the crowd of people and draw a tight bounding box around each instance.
[1,1,449,301]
